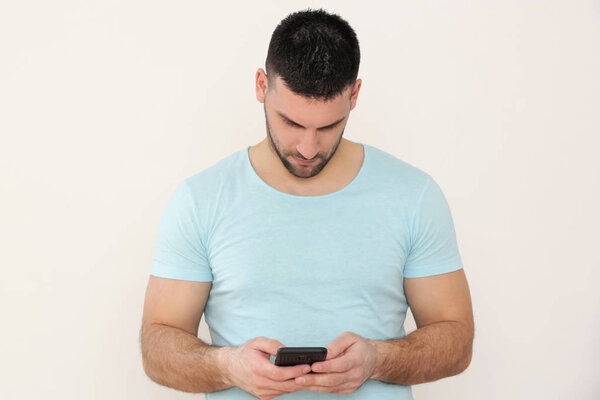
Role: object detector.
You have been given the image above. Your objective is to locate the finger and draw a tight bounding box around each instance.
[295,383,350,394]
[263,362,312,382]
[325,331,357,360]
[295,371,346,388]
[296,378,359,396]
[311,354,354,373]
[298,383,353,395]
[255,374,307,395]
[252,336,285,356]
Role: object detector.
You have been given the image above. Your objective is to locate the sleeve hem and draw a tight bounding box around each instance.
[403,263,463,278]
[150,263,214,282]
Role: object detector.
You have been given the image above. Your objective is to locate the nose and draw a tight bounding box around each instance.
[296,129,319,160]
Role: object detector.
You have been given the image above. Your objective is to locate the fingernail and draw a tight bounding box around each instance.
[303,367,310,373]
[297,377,305,384]
[313,364,321,372]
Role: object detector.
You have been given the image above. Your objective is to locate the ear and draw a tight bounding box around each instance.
[256,68,268,103]
[349,78,362,110]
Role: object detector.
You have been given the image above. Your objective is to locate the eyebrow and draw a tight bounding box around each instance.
[276,110,346,130]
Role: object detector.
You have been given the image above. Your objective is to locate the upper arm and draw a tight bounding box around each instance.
[141,274,212,337]
[404,268,474,335]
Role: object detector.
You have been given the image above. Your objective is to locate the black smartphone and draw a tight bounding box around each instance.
[274,347,328,367]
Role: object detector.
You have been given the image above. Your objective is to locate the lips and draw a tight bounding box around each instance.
[295,157,316,165]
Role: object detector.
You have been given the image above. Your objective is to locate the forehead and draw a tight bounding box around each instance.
[269,76,350,121]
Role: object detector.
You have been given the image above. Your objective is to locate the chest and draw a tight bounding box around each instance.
[206,197,409,302]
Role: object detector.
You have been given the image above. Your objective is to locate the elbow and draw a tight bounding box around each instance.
[459,349,472,373]
[453,325,473,376]
[141,350,156,381]
[456,338,473,375]
[140,327,159,382]
[141,353,152,379]
[458,321,474,374]
[142,355,165,386]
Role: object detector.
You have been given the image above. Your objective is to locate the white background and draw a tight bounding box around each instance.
[1,1,599,399]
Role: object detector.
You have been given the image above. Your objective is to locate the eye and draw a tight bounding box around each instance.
[285,120,301,128]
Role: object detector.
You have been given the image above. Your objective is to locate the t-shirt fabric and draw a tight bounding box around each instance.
[150,142,464,399]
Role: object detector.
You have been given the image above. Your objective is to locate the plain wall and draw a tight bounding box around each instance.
[1,1,599,398]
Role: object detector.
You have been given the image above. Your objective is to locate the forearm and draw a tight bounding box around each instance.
[369,321,473,386]
[141,323,233,393]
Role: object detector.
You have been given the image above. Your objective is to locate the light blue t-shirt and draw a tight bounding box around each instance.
[150,142,464,399]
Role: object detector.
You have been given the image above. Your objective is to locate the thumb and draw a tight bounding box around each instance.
[325,332,358,360]
[253,336,286,356]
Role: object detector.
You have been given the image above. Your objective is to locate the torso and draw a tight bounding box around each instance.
[248,138,365,197]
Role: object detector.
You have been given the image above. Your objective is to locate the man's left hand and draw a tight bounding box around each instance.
[294,331,378,395]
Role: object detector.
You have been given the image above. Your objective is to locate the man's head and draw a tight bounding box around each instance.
[255,8,362,179]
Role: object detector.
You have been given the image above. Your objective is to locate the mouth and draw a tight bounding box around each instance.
[294,156,316,165]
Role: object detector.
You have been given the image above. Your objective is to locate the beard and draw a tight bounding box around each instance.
[263,104,344,179]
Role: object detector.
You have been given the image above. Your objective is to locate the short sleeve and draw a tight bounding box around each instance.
[150,180,213,282]
[403,176,463,278]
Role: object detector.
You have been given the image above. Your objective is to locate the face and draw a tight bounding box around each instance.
[257,73,361,179]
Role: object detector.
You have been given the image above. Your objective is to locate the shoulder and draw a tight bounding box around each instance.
[181,146,247,196]
[363,143,432,198]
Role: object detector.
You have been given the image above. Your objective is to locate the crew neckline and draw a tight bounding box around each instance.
[245,142,368,200]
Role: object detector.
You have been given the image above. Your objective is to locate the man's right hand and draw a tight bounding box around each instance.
[224,336,311,400]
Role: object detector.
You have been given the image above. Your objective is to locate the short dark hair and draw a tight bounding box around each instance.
[265,8,360,101]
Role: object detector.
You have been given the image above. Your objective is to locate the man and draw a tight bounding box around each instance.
[141,8,474,400]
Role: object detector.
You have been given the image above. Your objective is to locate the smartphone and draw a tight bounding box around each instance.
[274,347,328,367]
